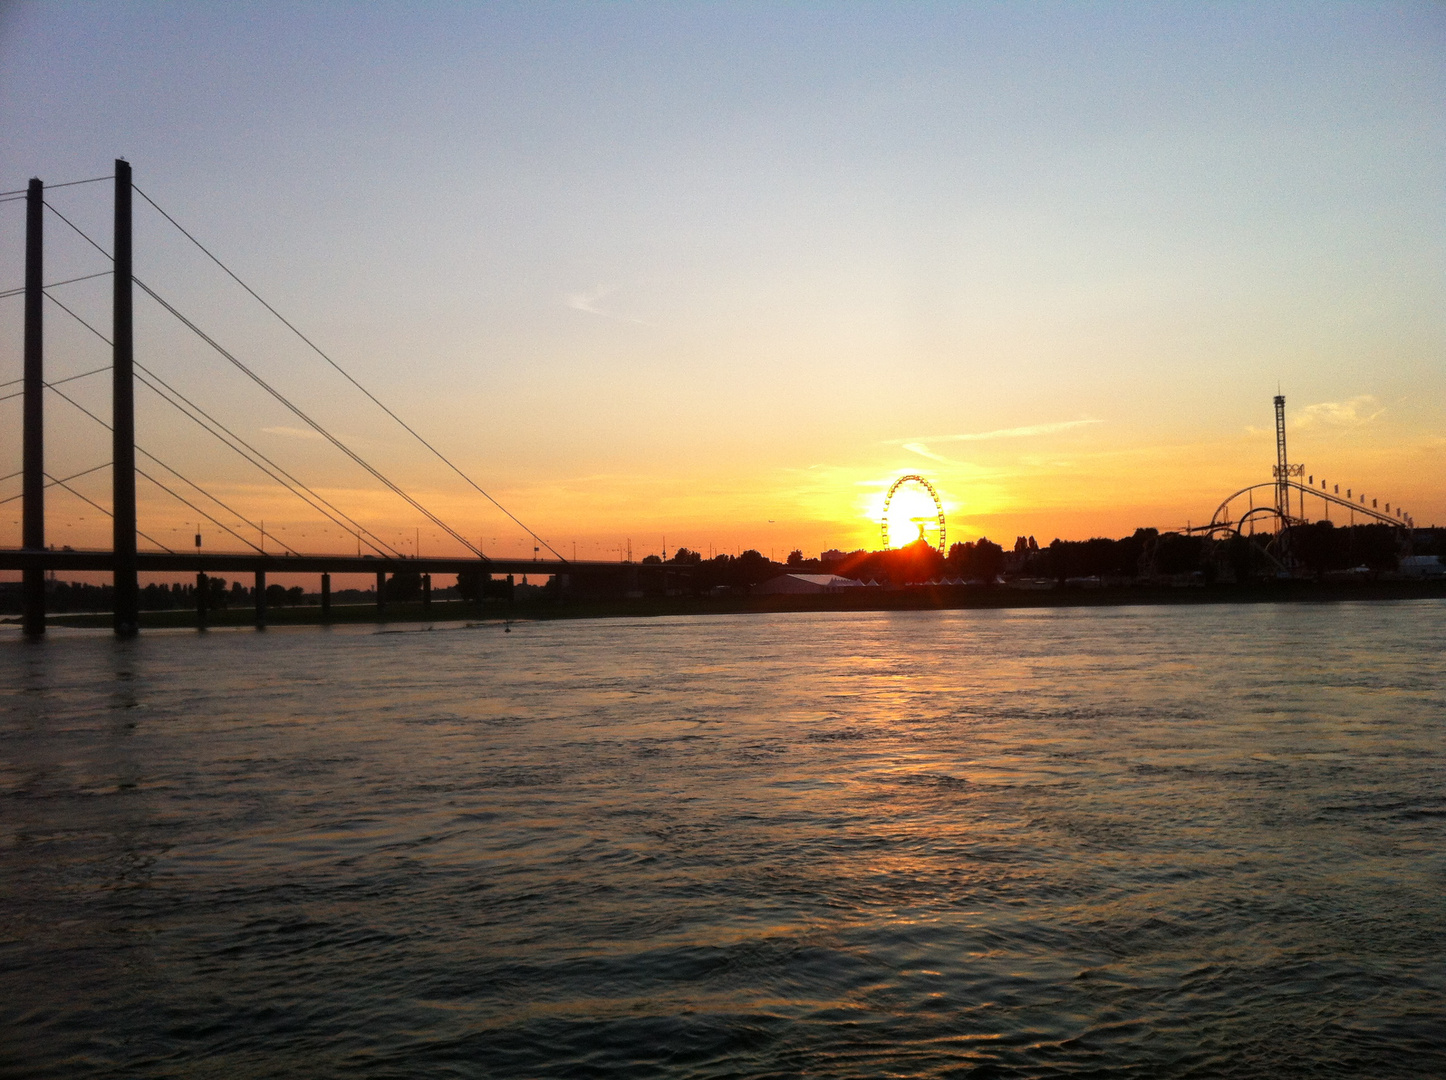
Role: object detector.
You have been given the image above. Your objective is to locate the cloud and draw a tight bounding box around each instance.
[262,425,376,449]
[1291,396,1384,429]
[889,418,1102,445]
[565,286,652,325]
[902,442,951,462]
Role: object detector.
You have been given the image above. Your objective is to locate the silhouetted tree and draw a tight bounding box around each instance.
[1116,528,1158,577]
[978,538,1006,579]
[1289,521,1339,577]
[734,550,773,584]
[1048,538,1069,581]
[944,538,1001,580]
[1225,533,1259,582]
[1152,532,1203,576]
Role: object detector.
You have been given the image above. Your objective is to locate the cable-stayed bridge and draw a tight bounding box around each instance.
[2,161,669,635]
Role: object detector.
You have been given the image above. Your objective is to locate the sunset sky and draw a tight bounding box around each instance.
[2,2,1443,566]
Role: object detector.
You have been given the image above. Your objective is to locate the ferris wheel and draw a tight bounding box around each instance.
[880,474,947,553]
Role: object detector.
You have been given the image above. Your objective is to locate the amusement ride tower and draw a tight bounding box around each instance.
[1272,394,1305,525]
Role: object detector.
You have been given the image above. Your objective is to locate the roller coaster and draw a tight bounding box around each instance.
[1187,394,1413,572]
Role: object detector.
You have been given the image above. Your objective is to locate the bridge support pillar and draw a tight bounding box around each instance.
[376,571,386,614]
[112,160,139,637]
[196,572,207,629]
[422,573,431,610]
[321,573,331,618]
[22,178,45,638]
[254,570,266,628]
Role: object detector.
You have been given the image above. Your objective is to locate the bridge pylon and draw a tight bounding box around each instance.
[22,178,45,636]
[112,159,139,635]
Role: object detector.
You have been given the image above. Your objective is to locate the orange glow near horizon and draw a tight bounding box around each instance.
[3,406,1442,579]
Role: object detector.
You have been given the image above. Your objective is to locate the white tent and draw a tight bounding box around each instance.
[753,573,864,596]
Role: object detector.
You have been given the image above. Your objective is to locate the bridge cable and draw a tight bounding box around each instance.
[134,464,274,556]
[44,471,175,553]
[38,203,475,560]
[0,175,113,198]
[38,294,361,554]
[0,463,111,506]
[132,184,565,562]
[43,202,112,260]
[44,382,289,555]
[39,291,405,557]
[133,368,403,558]
[0,363,111,404]
[134,277,483,558]
[37,293,111,347]
[0,270,114,300]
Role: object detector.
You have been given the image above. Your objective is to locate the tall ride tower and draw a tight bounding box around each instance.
[1271,394,1304,525]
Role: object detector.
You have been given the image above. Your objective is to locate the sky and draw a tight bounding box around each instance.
[2,1,1443,567]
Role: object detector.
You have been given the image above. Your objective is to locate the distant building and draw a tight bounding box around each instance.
[820,549,847,564]
[754,573,862,596]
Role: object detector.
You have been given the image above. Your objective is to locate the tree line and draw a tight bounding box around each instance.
[644,521,1436,591]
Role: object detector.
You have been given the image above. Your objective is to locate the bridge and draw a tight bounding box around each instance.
[2,161,673,635]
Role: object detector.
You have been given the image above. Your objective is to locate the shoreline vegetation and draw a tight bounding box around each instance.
[7,578,1444,631]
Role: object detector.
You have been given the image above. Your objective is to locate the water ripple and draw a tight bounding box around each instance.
[2,602,1443,1077]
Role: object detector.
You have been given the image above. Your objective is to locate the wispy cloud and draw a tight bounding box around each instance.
[901,442,951,462]
[565,285,652,326]
[262,425,376,449]
[890,418,1102,446]
[1292,396,1384,429]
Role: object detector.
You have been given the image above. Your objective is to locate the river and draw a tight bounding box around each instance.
[2,602,1443,1077]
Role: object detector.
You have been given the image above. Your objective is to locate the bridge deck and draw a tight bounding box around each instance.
[0,549,679,577]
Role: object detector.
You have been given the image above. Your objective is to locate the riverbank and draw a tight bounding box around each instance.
[8,578,1442,631]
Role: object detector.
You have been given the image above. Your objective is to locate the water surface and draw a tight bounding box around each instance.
[2,603,1444,1076]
